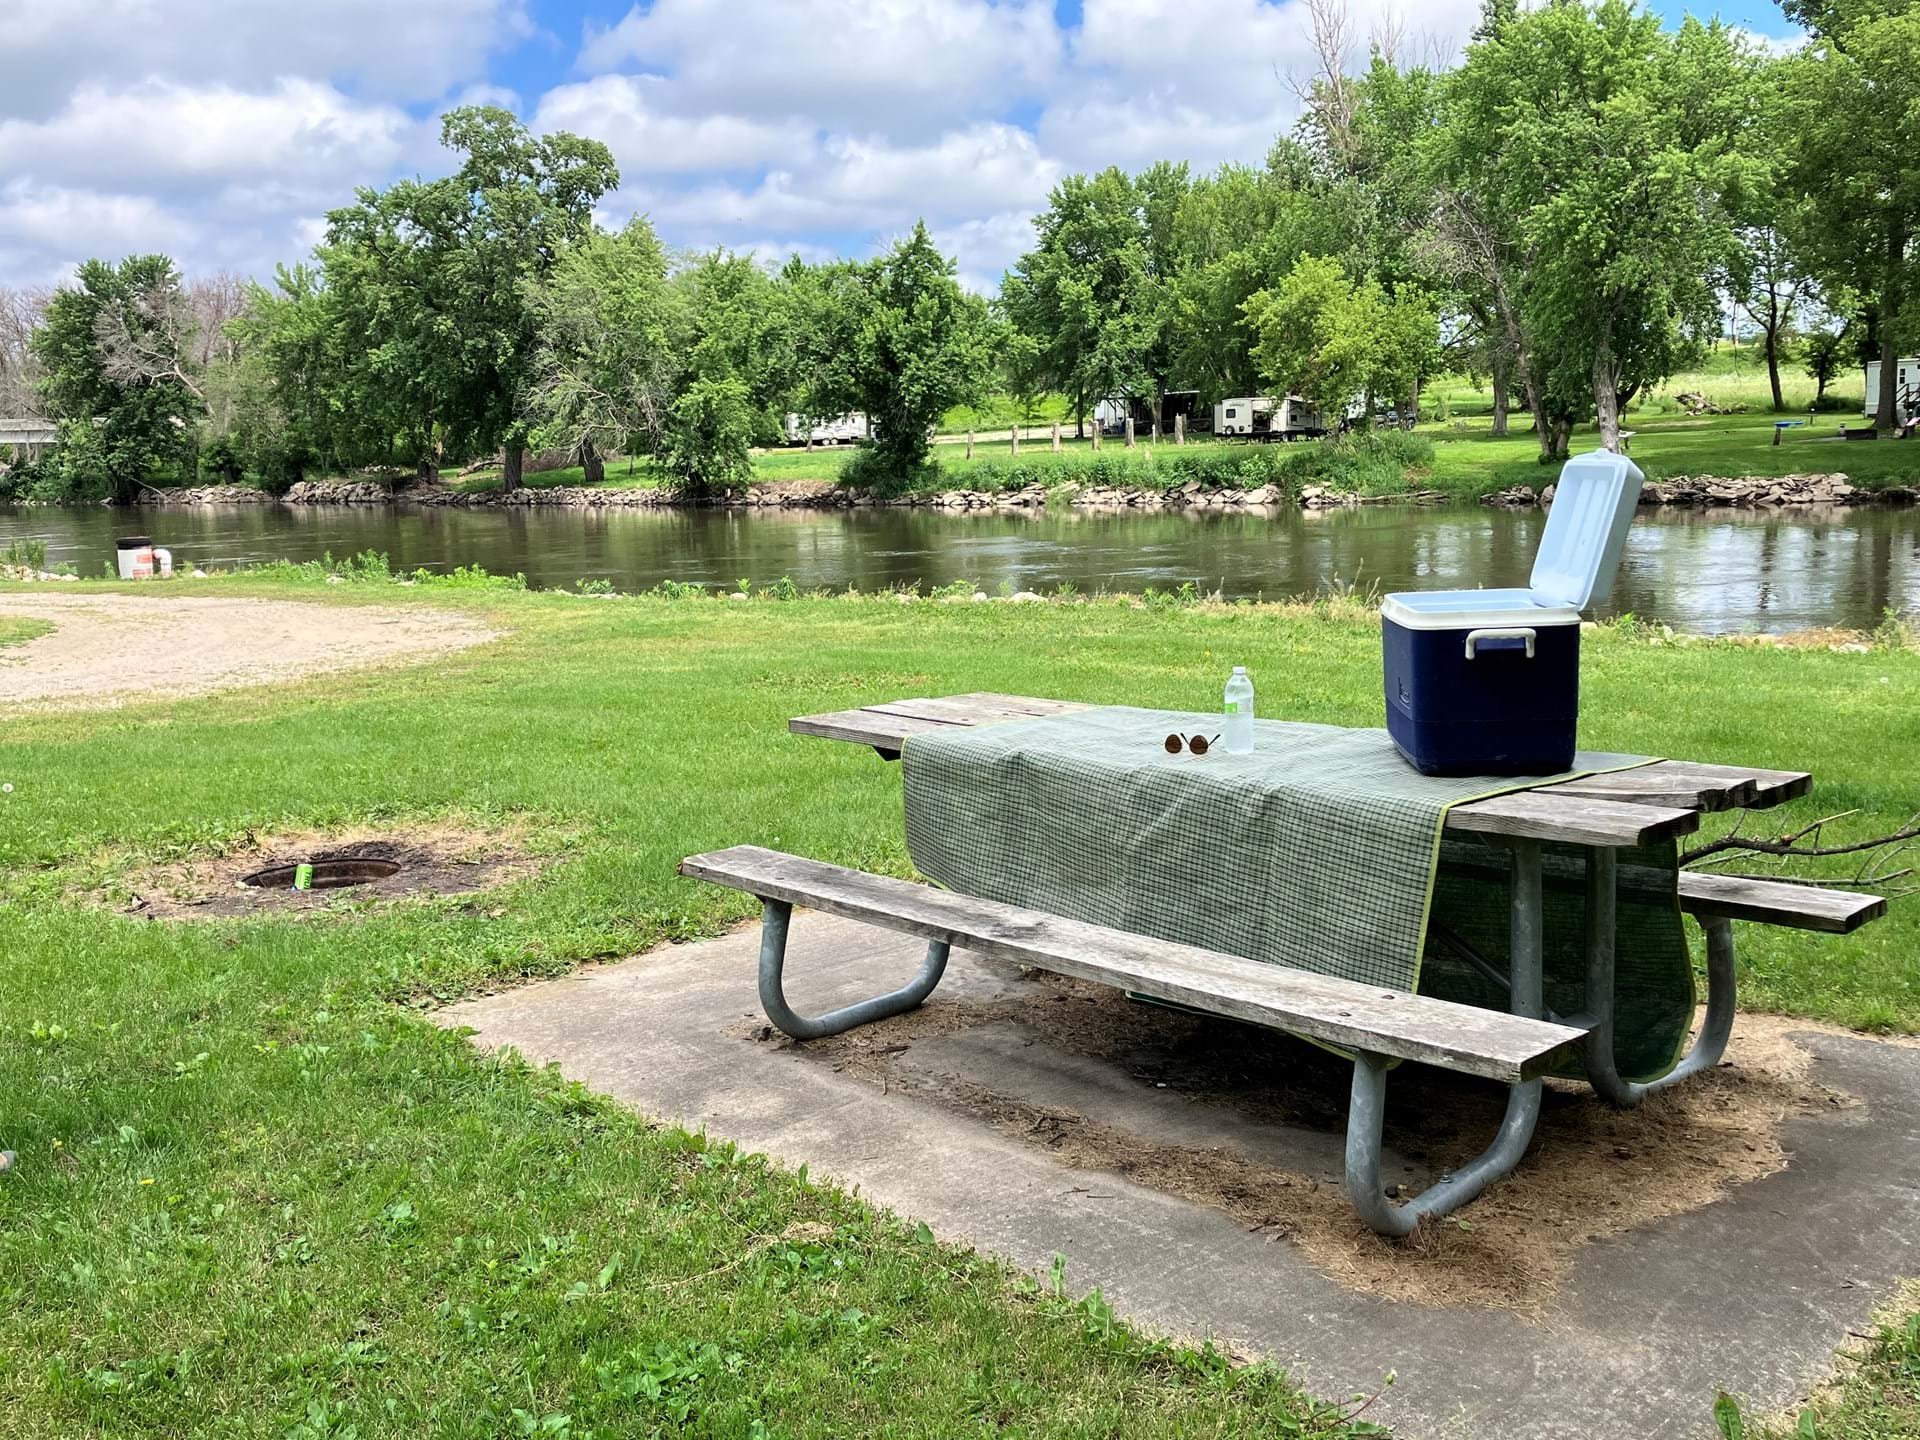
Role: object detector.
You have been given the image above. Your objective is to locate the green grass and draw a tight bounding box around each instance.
[1738,1292,1920,1438]
[0,616,53,649]
[3,572,1919,1435]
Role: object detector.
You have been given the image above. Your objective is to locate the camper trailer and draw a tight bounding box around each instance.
[1864,358,1920,417]
[783,412,869,446]
[1212,395,1326,441]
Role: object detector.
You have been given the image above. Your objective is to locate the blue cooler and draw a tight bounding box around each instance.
[1382,450,1645,776]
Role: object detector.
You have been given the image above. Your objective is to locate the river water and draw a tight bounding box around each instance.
[4,499,1918,634]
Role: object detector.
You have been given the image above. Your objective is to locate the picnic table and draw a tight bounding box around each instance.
[683,693,1885,1235]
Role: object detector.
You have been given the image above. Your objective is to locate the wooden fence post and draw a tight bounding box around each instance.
[1051,423,1061,453]
[1125,417,1135,448]
[1091,424,1101,452]
[1175,413,1186,445]
[1010,426,1020,457]
[966,430,974,460]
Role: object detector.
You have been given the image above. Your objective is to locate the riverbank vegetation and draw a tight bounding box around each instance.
[2,572,1918,1435]
[2,0,1914,510]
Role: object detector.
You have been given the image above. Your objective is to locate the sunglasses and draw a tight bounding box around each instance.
[1164,732,1221,755]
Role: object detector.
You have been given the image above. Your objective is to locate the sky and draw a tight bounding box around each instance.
[0,0,1804,296]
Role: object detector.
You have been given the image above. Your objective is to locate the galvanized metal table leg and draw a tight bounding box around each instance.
[756,899,950,1041]
[1581,849,1737,1107]
[1346,840,1545,1236]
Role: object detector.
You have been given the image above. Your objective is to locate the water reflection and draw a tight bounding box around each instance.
[3,498,1916,635]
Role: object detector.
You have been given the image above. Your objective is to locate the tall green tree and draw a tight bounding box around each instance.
[1242,254,1438,420]
[31,255,201,502]
[1001,169,1159,435]
[805,223,995,473]
[524,220,675,484]
[321,107,618,489]
[1779,0,1920,426]
[1436,3,1746,456]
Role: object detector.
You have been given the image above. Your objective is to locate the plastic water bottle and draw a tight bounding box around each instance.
[1224,666,1255,754]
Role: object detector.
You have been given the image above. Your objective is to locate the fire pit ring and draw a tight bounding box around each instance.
[241,858,403,891]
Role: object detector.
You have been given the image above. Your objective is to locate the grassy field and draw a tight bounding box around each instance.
[2,572,1918,1435]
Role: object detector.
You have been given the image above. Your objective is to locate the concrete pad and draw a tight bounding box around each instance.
[438,913,1920,1440]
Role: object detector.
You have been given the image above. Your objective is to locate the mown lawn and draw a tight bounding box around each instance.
[3,578,1917,1436]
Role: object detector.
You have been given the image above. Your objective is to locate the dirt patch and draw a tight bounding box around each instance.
[0,592,497,709]
[108,820,546,920]
[737,974,1864,1315]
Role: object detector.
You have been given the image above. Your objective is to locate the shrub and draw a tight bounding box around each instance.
[198,436,244,485]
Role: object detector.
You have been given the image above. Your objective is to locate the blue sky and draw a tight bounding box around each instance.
[0,0,1803,294]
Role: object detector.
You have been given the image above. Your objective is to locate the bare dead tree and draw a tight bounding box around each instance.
[94,274,207,405]
[1683,809,1920,898]
[0,285,49,417]
[1288,0,1357,161]
[1371,10,1407,71]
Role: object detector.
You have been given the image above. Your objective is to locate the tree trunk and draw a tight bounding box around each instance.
[417,456,437,485]
[1491,359,1510,437]
[581,439,604,486]
[1764,289,1785,413]
[501,444,523,494]
[1592,325,1621,453]
[1877,227,1908,428]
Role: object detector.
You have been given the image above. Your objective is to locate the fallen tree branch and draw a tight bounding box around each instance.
[1682,809,1920,902]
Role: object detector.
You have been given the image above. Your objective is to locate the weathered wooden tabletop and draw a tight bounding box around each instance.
[789,692,1813,850]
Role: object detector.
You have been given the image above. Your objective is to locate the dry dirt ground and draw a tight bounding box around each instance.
[0,591,497,707]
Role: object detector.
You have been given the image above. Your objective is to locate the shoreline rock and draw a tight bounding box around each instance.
[99,469,1920,513]
[1482,473,1915,509]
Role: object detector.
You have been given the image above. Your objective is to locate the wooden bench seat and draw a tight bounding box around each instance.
[681,845,1586,1083]
[680,844,1590,1237]
[1677,871,1885,933]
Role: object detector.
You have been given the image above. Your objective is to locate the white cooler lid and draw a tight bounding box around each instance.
[1529,449,1644,610]
[1380,588,1580,629]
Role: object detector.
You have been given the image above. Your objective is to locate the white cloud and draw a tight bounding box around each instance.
[0,0,1501,293]
[534,75,814,175]
[579,0,1062,136]
[0,79,419,194]
[654,123,1059,235]
[0,0,532,116]
[927,210,1040,292]
[0,178,205,283]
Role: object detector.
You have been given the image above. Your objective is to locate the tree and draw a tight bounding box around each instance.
[1242,254,1437,420]
[321,106,618,489]
[525,220,675,484]
[1804,324,1852,407]
[31,255,201,502]
[1001,169,1158,436]
[1435,3,1746,455]
[806,223,995,473]
[1778,0,1920,427]
[0,286,48,418]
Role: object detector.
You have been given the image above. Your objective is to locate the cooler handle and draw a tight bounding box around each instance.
[1464,627,1536,660]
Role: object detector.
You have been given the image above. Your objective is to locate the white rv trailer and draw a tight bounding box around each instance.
[783,412,870,445]
[1212,395,1326,440]
[1863,358,1920,417]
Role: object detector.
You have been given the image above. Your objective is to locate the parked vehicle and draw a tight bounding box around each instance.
[1212,395,1326,441]
[783,412,869,446]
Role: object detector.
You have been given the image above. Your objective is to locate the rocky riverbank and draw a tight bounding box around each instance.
[1482,473,1917,508]
[137,475,1459,512]
[118,468,1919,513]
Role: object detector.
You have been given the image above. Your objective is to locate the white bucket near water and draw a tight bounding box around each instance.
[115,537,171,579]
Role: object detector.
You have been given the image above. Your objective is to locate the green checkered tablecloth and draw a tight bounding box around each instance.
[903,706,1694,1082]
